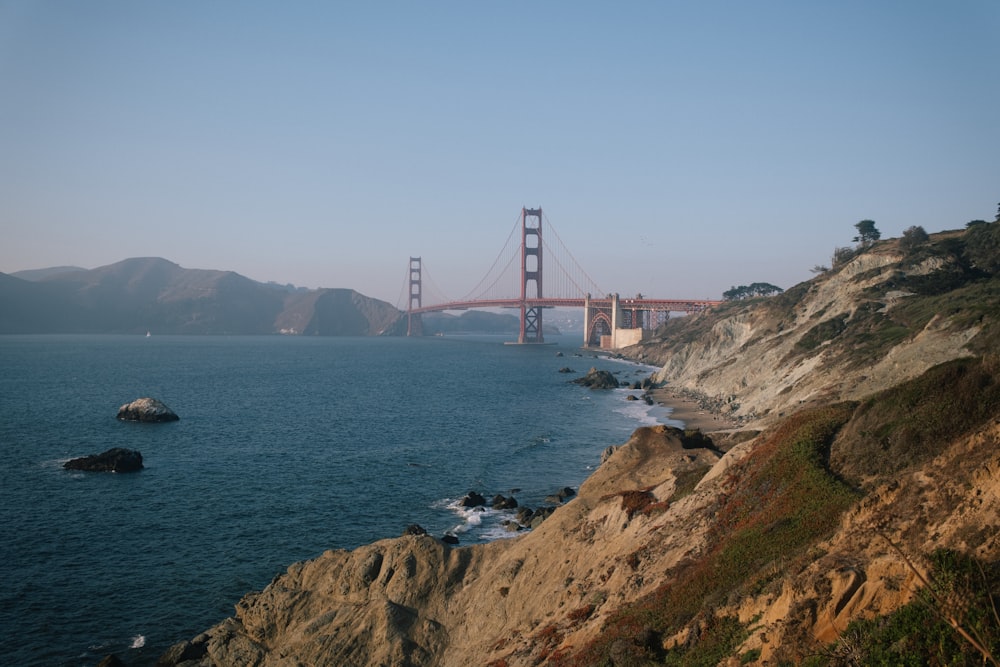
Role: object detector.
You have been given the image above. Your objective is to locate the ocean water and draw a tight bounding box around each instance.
[0,334,677,666]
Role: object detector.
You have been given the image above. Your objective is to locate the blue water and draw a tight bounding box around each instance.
[0,334,675,666]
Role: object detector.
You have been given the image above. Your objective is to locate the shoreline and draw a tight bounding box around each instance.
[648,386,739,432]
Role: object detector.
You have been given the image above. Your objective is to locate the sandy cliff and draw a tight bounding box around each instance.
[626,236,990,427]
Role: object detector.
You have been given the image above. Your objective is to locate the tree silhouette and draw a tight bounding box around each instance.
[900,225,929,253]
[723,282,784,300]
[853,219,881,247]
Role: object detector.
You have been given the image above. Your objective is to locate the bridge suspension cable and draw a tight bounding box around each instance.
[456,212,523,302]
[541,211,605,298]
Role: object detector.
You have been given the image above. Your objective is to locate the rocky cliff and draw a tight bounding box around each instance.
[158,224,1000,666]
[626,227,999,428]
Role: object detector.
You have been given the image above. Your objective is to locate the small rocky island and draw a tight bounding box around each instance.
[117,397,179,422]
[63,447,143,472]
[570,366,620,389]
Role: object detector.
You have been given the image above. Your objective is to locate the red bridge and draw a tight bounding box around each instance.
[401,207,720,348]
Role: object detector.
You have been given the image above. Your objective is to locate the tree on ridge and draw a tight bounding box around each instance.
[853,219,881,247]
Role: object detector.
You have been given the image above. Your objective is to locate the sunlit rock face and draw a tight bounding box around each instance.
[116,397,179,422]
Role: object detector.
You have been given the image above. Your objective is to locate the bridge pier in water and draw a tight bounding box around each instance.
[407,257,423,337]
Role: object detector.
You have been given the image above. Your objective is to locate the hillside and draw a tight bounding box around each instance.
[626,224,1000,427]
[0,258,401,336]
[153,223,1000,667]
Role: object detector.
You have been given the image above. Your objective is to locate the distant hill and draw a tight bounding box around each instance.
[0,257,402,336]
[10,266,86,281]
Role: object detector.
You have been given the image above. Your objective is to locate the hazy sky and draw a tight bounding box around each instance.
[2,2,998,304]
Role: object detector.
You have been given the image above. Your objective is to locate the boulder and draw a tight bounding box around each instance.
[571,367,620,389]
[529,506,556,528]
[491,494,518,510]
[459,491,486,508]
[64,448,143,473]
[403,524,427,536]
[117,397,179,422]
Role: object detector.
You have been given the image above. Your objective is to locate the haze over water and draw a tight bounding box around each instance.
[0,334,675,666]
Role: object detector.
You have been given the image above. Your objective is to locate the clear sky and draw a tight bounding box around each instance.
[2,1,998,304]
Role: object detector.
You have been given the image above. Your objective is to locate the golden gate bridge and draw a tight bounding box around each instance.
[399,207,720,348]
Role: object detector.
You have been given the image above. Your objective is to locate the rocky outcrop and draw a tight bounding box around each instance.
[571,367,620,389]
[64,447,143,472]
[116,397,179,422]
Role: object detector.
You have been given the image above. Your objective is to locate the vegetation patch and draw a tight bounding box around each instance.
[831,356,1000,484]
[663,615,751,667]
[606,489,657,520]
[668,464,713,503]
[795,314,848,351]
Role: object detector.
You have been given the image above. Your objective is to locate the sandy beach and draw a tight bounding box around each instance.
[648,387,737,432]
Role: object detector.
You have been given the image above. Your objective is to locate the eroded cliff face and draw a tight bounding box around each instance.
[159,413,1000,666]
[629,244,982,426]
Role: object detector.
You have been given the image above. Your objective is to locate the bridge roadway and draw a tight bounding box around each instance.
[407,297,719,315]
[408,295,721,347]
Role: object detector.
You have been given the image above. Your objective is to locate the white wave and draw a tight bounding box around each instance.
[480,524,525,540]
[612,388,684,428]
[441,497,526,541]
[130,635,146,649]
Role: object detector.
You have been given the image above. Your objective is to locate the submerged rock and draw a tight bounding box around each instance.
[117,397,179,422]
[64,447,143,473]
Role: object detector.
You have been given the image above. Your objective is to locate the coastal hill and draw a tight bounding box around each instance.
[1,257,399,336]
[155,220,1000,665]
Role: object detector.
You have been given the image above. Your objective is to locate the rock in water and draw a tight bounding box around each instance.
[117,397,179,422]
[571,367,620,389]
[64,448,143,472]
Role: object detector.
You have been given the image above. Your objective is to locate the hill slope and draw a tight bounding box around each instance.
[0,257,402,336]
[627,225,1000,427]
[154,223,1000,666]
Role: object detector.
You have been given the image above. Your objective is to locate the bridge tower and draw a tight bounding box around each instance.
[407,257,423,337]
[519,207,544,344]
